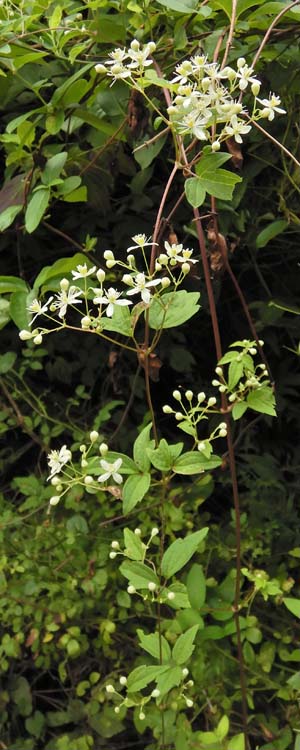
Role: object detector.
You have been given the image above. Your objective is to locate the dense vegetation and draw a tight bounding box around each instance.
[0,1,300,749]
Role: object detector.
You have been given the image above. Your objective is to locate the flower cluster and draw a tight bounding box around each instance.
[94,43,285,148]
[95,39,156,84]
[105,665,194,720]
[167,55,285,147]
[212,339,271,404]
[163,389,226,455]
[19,236,196,345]
[46,435,124,509]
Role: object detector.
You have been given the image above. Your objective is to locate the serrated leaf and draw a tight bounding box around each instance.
[120,560,159,589]
[25,187,50,233]
[172,624,199,665]
[102,305,132,337]
[232,402,248,421]
[246,387,276,416]
[156,665,183,695]
[161,528,209,579]
[122,472,151,514]
[148,290,200,330]
[137,629,171,662]
[127,664,168,692]
[147,439,183,471]
[173,451,222,475]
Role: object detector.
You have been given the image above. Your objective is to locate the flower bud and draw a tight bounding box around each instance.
[134,528,141,536]
[81,458,88,468]
[175,412,183,420]
[212,379,220,386]
[215,366,223,376]
[249,347,257,355]
[161,277,171,288]
[219,428,227,438]
[162,405,172,414]
[96,268,106,283]
[99,442,108,456]
[139,712,145,721]
[81,316,91,328]
[106,259,116,269]
[182,262,190,274]
[211,140,220,152]
[51,476,61,486]
[251,81,260,96]
[151,688,160,697]
[111,541,119,550]
[198,442,206,453]
[148,42,156,53]
[127,254,135,266]
[130,38,140,51]
[155,262,162,272]
[228,393,237,402]
[185,390,193,401]
[127,585,136,594]
[19,329,32,340]
[148,582,156,592]
[122,274,133,286]
[219,385,226,393]
[173,390,181,401]
[60,278,69,291]
[84,475,94,485]
[237,57,246,68]
[182,667,189,677]
[167,591,175,600]
[197,392,206,403]
[49,495,61,506]
[103,250,114,261]
[186,698,194,708]
[33,334,43,345]
[95,63,107,74]
[106,684,115,693]
[119,675,127,685]
[219,422,227,430]
[90,430,99,443]
[114,706,120,714]
[151,527,159,537]
[158,253,168,265]
[109,551,117,559]
[207,396,216,407]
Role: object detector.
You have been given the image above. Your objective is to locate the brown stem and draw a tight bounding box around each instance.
[80,119,127,175]
[150,162,179,273]
[0,377,45,450]
[221,0,238,68]
[249,118,300,170]
[252,0,300,68]
[42,221,104,268]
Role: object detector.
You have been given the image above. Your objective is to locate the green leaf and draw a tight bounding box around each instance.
[228,735,246,750]
[187,564,206,609]
[156,665,183,695]
[25,711,45,738]
[269,299,300,316]
[123,528,145,561]
[215,715,229,740]
[133,423,154,472]
[0,204,23,231]
[122,473,151,514]
[34,253,88,291]
[120,560,159,589]
[246,386,276,416]
[41,152,68,186]
[193,154,243,201]
[283,598,300,618]
[25,187,50,234]
[0,351,16,374]
[62,79,90,107]
[134,133,167,170]
[172,624,199,665]
[147,439,183,471]
[148,290,200,330]
[155,0,198,11]
[256,219,288,248]
[173,450,222,474]
[0,298,10,330]
[127,664,168,692]
[228,360,243,389]
[185,177,206,208]
[0,276,28,294]
[102,305,132,337]
[57,176,82,195]
[137,629,171,662]
[161,528,209,579]
[63,186,87,203]
[232,402,248,421]
[9,290,33,330]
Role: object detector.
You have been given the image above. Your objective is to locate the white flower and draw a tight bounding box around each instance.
[164,241,198,265]
[107,63,132,83]
[71,264,96,279]
[256,93,286,121]
[127,234,156,252]
[126,272,161,304]
[47,445,72,479]
[106,48,129,65]
[93,287,132,317]
[128,40,155,69]
[224,115,252,143]
[236,63,257,91]
[28,297,53,326]
[98,458,123,484]
[52,286,83,319]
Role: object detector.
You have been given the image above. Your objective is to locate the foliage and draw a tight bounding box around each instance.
[0,1,300,750]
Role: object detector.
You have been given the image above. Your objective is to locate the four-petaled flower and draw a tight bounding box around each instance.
[127,234,157,252]
[28,297,53,326]
[98,458,123,484]
[93,287,132,317]
[256,93,286,121]
[71,264,96,280]
[164,241,198,265]
[224,114,252,143]
[47,445,72,479]
[126,272,161,304]
[52,286,83,319]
